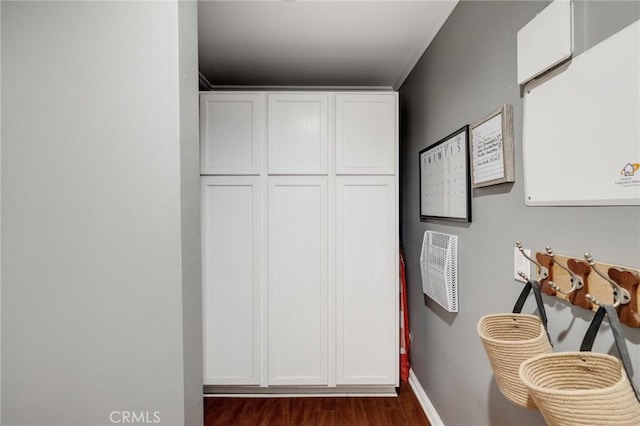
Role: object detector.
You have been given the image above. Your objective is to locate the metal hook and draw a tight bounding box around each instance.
[545,246,583,294]
[584,253,630,308]
[585,293,604,307]
[516,241,549,281]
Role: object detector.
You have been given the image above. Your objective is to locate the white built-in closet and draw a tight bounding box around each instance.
[201,91,399,393]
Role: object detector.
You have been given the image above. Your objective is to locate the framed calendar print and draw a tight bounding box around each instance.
[419,126,472,222]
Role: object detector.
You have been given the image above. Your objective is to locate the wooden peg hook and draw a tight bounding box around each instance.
[608,268,640,328]
[536,252,557,296]
[566,258,593,310]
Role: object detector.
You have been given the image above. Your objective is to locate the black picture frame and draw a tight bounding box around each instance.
[419,126,472,222]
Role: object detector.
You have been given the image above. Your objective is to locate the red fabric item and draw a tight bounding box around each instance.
[399,248,411,383]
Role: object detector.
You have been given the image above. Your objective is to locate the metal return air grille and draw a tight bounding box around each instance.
[420,231,458,312]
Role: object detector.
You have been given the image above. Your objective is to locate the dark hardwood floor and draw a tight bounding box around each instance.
[204,383,430,426]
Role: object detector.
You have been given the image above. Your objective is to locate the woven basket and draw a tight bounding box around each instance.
[477,313,553,409]
[520,352,640,426]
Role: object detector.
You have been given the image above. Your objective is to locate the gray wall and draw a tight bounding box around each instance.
[1,1,200,424]
[0,1,3,420]
[399,2,640,425]
[178,1,204,425]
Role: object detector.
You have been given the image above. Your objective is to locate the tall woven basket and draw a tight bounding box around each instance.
[477,313,553,409]
[520,352,640,426]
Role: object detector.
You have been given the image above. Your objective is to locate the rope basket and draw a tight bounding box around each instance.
[477,313,553,409]
[520,352,640,426]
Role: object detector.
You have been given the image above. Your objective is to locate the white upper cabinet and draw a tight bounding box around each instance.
[200,93,263,175]
[268,94,328,175]
[336,94,397,175]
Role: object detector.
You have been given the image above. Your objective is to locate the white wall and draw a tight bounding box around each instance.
[1,1,200,424]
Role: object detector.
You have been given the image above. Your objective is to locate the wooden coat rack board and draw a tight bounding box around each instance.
[533,251,640,329]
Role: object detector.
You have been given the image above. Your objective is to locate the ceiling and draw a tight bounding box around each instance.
[198,1,458,90]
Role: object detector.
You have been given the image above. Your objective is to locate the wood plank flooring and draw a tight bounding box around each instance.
[204,383,430,426]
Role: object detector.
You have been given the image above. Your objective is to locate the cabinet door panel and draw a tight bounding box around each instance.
[200,93,263,175]
[268,177,328,385]
[336,94,397,175]
[202,177,260,385]
[268,94,328,174]
[336,176,398,385]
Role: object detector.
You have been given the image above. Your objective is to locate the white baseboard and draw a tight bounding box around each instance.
[204,392,396,398]
[408,369,444,426]
[203,385,396,397]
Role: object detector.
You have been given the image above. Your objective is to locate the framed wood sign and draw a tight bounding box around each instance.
[470,104,515,188]
[419,126,472,222]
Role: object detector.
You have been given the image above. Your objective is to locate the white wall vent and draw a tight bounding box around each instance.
[420,231,458,312]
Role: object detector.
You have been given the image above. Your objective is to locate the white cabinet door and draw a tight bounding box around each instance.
[336,94,397,175]
[268,94,328,175]
[268,177,328,385]
[202,177,261,385]
[336,176,398,385]
[200,93,263,175]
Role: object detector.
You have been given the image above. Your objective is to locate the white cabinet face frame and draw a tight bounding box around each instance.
[200,93,264,175]
[336,94,398,175]
[268,94,329,175]
[336,176,399,385]
[202,177,261,385]
[268,177,329,385]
